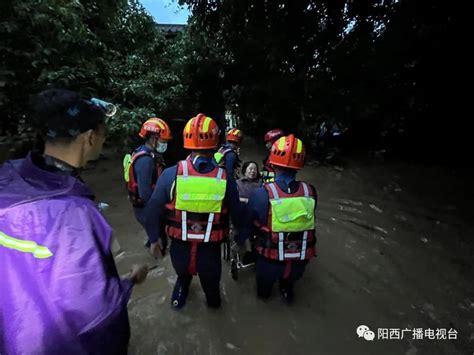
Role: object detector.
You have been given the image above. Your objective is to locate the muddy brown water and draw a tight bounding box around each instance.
[83,140,474,355]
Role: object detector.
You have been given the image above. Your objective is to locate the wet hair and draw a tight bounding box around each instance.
[30,88,106,144]
[241,160,259,176]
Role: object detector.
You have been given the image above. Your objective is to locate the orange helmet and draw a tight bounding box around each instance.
[183,113,219,150]
[226,128,242,143]
[139,118,172,140]
[269,134,305,170]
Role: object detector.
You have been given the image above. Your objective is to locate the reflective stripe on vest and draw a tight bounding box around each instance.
[268,182,314,261]
[0,231,53,259]
[177,161,226,242]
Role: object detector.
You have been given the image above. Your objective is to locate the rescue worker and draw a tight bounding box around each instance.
[123,118,172,255]
[0,88,148,354]
[261,128,285,183]
[145,113,240,309]
[238,134,317,304]
[214,128,242,177]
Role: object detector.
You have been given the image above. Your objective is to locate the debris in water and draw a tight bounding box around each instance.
[333,198,363,206]
[148,266,165,279]
[374,226,388,234]
[114,251,126,261]
[369,204,383,213]
[339,205,362,214]
[330,217,337,222]
[226,343,238,350]
[345,218,387,234]
[420,237,428,243]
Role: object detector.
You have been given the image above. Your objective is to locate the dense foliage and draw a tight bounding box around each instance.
[0,0,463,160]
[180,0,462,159]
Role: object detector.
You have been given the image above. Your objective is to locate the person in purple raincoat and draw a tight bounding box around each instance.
[0,89,148,355]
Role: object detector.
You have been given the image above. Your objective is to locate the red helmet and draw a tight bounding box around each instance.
[269,134,305,170]
[183,113,220,150]
[139,118,172,140]
[264,128,285,143]
[226,128,242,143]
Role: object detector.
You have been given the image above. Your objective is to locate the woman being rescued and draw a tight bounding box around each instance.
[235,161,261,265]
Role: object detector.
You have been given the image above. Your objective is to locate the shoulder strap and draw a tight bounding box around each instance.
[131,150,154,164]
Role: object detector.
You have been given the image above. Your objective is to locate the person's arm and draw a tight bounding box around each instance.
[49,203,141,339]
[144,166,176,244]
[312,184,318,211]
[235,187,269,245]
[224,174,242,230]
[134,155,155,204]
[224,151,237,176]
[311,184,318,241]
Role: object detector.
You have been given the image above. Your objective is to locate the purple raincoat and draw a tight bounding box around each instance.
[0,153,133,354]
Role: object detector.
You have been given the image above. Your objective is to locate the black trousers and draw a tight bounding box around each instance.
[169,239,222,306]
[255,255,308,298]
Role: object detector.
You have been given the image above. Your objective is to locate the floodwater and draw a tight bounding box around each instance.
[84,140,474,355]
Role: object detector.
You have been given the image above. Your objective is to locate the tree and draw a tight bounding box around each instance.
[180,0,463,160]
[0,0,186,152]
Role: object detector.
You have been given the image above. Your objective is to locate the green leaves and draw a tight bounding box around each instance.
[0,0,186,149]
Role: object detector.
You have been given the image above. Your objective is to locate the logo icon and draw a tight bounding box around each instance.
[357,325,375,341]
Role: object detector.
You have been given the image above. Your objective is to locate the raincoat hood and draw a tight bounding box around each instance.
[0,152,94,209]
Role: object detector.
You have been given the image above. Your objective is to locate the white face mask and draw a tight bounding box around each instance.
[156,142,168,153]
